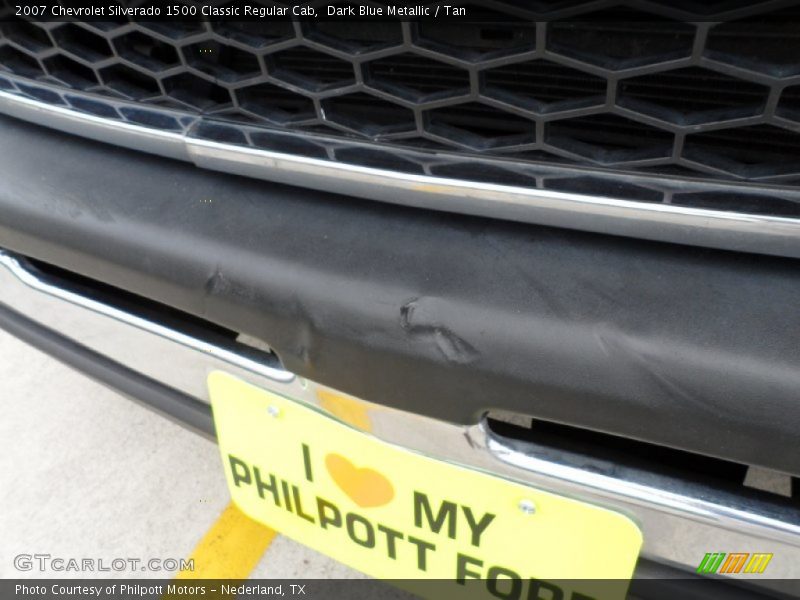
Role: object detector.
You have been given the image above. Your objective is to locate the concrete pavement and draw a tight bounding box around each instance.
[0,327,370,581]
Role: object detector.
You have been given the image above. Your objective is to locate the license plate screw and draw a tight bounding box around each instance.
[518,499,536,515]
[267,405,281,418]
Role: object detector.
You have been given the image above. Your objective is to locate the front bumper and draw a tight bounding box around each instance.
[1,114,800,476]
[1,250,799,596]
[1,114,799,594]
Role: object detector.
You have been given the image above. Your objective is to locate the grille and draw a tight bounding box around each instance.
[2,2,800,213]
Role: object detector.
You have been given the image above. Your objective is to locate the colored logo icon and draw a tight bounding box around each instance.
[697,553,773,574]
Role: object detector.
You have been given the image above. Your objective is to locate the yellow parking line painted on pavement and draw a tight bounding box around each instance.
[175,501,277,580]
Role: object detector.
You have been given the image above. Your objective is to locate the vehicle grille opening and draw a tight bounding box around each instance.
[487,411,800,504]
[3,5,800,215]
[26,258,284,372]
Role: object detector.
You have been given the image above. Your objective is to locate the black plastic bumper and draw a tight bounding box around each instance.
[1,114,800,475]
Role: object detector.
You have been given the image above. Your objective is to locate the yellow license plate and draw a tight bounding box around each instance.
[209,371,642,599]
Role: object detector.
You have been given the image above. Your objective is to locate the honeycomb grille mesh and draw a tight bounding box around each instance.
[2,2,800,201]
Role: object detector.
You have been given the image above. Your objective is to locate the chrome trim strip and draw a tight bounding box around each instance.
[0,251,798,590]
[0,89,189,161]
[2,89,800,259]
